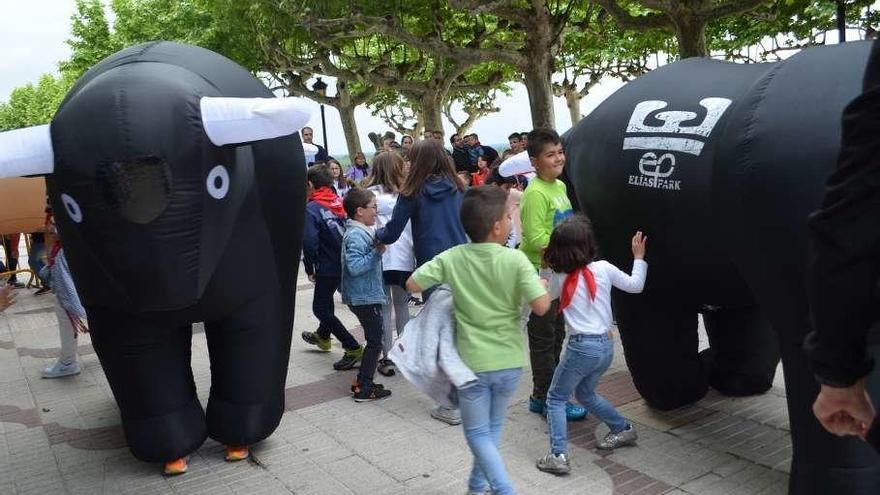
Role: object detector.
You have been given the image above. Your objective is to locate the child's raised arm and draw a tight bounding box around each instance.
[607,231,648,294]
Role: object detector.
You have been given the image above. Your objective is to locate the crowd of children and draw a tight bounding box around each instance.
[299,128,649,493]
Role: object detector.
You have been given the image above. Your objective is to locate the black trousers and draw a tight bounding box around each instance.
[349,303,383,386]
[526,299,566,400]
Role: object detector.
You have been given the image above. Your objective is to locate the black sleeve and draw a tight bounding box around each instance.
[315,145,329,163]
[804,39,880,386]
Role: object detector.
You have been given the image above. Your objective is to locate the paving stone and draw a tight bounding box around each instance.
[0,272,798,494]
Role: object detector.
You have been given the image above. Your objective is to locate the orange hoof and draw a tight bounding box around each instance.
[225,445,249,462]
[164,457,188,476]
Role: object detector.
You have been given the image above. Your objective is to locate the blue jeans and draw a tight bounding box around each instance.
[547,333,628,455]
[458,367,523,495]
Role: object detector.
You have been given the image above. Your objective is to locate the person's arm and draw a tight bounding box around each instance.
[406,254,446,293]
[519,189,552,252]
[607,231,648,294]
[519,253,550,315]
[343,232,381,277]
[805,76,880,389]
[376,194,415,245]
[301,207,320,277]
[806,41,880,439]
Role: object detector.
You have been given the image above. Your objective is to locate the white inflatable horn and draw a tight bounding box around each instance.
[201,97,312,146]
[498,150,534,177]
[0,124,55,178]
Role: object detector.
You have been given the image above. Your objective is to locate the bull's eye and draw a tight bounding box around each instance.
[61,194,83,223]
[206,165,229,200]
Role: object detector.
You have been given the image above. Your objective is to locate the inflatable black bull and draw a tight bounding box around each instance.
[0,42,308,462]
[566,41,880,492]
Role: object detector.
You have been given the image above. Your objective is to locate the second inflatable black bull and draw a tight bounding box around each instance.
[566,41,880,493]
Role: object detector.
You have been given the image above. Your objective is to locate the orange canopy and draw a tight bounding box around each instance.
[0,177,47,235]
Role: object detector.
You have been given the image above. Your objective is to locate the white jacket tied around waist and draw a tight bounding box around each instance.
[388,285,477,408]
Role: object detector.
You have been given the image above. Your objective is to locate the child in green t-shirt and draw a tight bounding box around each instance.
[519,128,586,421]
[407,185,550,495]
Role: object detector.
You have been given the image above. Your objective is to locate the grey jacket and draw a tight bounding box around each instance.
[389,285,477,408]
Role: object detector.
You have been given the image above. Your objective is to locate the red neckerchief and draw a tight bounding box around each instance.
[309,186,346,218]
[558,266,597,313]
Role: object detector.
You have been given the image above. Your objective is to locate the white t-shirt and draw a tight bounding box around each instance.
[368,185,416,272]
[544,260,648,336]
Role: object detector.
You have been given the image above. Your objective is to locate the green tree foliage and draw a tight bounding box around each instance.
[0,73,76,131]
[709,0,880,62]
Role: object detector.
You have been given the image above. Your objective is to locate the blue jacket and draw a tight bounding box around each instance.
[340,220,387,306]
[303,201,345,277]
[376,176,468,266]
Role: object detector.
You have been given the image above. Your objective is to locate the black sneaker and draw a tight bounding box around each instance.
[353,384,392,402]
[350,378,385,394]
[407,296,423,307]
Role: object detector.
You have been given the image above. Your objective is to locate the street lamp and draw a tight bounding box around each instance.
[311,77,329,154]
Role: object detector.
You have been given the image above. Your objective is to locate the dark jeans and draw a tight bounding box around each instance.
[349,304,383,386]
[312,275,359,350]
[526,299,566,400]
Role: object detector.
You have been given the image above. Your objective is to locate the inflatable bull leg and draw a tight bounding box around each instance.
[612,294,707,410]
[87,314,207,462]
[700,305,778,397]
[0,42,308,471]
[613,293,777,410]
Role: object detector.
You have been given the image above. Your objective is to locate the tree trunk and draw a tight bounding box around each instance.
[674,15,709,58]
[564,86,582,127]
[521,15,555,129]
[338,104,361,158]
[335,81,362,157]
[419,92,444,134]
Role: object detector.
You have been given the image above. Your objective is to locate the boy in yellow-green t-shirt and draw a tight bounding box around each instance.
[407,185,550,495]
[519,128,587,422]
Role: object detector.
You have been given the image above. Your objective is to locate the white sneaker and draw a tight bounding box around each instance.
[431,405,462,425]
[42,360,81,378]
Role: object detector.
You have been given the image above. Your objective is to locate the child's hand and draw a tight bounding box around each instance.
[631,231,647,259]
[374,240,386,254]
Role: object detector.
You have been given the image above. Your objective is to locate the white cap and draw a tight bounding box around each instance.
[498,150,533,177]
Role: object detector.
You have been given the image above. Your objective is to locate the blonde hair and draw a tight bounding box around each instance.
[364,151,405,193]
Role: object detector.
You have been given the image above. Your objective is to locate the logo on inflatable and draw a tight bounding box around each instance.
[623,97,732,191]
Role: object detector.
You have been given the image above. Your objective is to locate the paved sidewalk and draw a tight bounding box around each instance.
[0,269,790,494]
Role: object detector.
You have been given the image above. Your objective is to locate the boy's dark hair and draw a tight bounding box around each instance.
[307,163,334,189]
[485,167,517,187]
[461,185,508,242]
[527,128,561,157]
[449,133,459,146]
[507,132,522,142]
[343,188,375,219]
[543,214,599,273]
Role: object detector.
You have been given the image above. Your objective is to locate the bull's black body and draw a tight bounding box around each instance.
[46,42,305,462]
[566,41,880,493]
